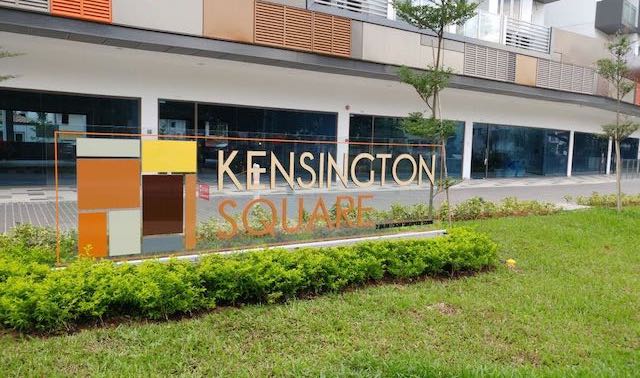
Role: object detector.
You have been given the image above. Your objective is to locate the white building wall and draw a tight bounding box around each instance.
[1,31,639,179]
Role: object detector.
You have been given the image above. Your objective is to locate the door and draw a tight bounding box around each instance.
[471,124,489,179]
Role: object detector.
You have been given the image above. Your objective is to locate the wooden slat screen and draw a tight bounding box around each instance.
[255,1,351,58]
[51,0,111,23]
[255,1,285,47]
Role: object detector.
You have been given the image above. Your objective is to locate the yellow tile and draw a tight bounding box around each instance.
[142,140,197,173]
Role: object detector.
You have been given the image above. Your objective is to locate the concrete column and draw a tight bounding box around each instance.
[606,137,613,175]
[462,120,473,180]
[336,109,350,171]
[567,130,574,177]
[141,95,159,138]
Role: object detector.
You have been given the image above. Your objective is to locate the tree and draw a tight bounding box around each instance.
[393,0,477,224]
[596,35,640,212]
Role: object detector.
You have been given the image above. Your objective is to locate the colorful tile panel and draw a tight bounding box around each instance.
[77,159,141,210]
[108,210,142,257]
[142,175,184,236]
[78,212,108,258]
[141,140,197,173]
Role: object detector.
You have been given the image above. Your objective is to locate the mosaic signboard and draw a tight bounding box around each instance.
[56,133,439,262]
[75,138,197,258]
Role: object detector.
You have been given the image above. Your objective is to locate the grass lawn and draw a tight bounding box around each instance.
[1,208,639,377]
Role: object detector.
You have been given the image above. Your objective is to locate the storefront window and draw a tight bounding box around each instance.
[612,137,639,173]
[0,90,139,186]
[572,132,609,175]
[159,101,338,185]
[471,123,569,178]
[349,114,464,181]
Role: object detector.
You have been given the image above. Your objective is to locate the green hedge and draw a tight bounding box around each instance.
[576,192,640,207]
[0,228,498,333]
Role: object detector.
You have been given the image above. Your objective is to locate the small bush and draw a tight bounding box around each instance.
[439,197,559,221]
[0,224,76,265]
[0,228,497,332]
[576,192,640,207]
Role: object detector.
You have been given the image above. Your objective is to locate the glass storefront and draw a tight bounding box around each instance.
[571,132,609,175]
[348,114,464,181]
[471,123,570,178]
[612,137,640,173]
[0,89,140,186]
[159,100,338,183]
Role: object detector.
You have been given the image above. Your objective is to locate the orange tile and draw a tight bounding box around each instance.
[77,159,141,210]
[185,174,197,250]
[78,212,108,258]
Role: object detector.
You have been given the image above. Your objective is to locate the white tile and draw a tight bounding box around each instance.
[77,138,140,158]
[108,209,142,256]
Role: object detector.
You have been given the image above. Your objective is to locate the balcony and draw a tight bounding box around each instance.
[313,1,551,54]
[595,0,639,35]
[455,9,551,54]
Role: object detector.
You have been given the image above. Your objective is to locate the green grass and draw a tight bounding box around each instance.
[1,208,639,377]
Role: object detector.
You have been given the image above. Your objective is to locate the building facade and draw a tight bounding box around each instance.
[0,0,639,187]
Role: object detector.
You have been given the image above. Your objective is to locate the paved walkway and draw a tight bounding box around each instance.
[0,175,638,232]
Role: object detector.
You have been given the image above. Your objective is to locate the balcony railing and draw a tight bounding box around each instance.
[314,0,389,18]
[456,10,551,54]
[504,18,551,54]
[0,0,49,12]
[314,2,551,54]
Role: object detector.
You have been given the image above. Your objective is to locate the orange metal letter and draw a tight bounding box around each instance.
[217,199,238,240]
[334,195,355,229]
[242,198,278,237]
[281,198,305,233]
[357,194,375,228]
[306,196,333,231]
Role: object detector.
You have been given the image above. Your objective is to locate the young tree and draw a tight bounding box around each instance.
[392,0,477,224]
[596,35,640,212]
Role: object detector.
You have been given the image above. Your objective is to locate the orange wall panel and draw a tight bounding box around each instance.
[185,174,197,250]
[635,82,640,106]
[204,0,255,43]
[78,212,108,258]
[77,159,141,210]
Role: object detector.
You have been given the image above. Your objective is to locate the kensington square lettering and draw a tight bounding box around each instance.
[214,150,437,240]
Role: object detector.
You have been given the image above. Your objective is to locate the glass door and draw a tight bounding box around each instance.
[471,124,489,179]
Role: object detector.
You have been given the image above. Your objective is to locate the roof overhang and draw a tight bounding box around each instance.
[1,8,639,117]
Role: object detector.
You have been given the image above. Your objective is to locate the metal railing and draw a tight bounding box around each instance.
[457,10,551,54]
[505,17,551,54]
[314,0,389,18]
[0,0,49,12]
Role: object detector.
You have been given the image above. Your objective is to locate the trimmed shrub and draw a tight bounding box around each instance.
[0,228,497,333]
[576,192,640,207]
[439,197,559,221]
[0,224,76,266]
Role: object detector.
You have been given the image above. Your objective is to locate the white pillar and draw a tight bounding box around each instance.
[336,109,350,170]
[567,130,574,177]
[141,95,159,139]
[462,120,473,180]
[606,137,613,175]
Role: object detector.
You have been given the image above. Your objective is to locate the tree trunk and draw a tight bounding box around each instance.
[615,138,622,212]
[442,141,452,226]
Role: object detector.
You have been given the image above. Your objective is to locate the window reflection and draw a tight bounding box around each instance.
[572,132,609,175]
[159,100,338,185]
[349,114,465,181]
[0,90,139,186]
[471,123,569,178]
